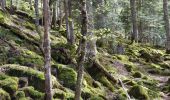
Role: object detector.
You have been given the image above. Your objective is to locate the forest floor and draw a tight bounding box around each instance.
[0,8,170,100]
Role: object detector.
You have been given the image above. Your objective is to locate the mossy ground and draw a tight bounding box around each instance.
[0,4,170,100]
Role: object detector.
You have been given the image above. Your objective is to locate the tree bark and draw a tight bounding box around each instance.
[52,0,57,28]
[1,0,5,10]
[34,0,44,54]
[64,0,70,42]
[130,0,138,43]
[68,0,75,44]
[86,0,97,58]
[93,0,105,29]
[74,0,88,99]
[43,0,52,99]
[163,0,170,53]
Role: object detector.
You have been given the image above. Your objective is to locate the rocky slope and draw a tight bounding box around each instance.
[0,8,170,100]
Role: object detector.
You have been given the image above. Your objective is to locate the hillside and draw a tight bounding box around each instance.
[0,7,170,100]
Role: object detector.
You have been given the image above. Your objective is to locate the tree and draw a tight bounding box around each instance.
[86,0,97,57]
[52,0,57,28]
[130,0,138,43]
[74,0,88,99]
[64,0,70,42]
[68,0,75,44]
[93,0,105,29]
[43,0,52,99]
[163,0,170,53]
[0,0,6,10]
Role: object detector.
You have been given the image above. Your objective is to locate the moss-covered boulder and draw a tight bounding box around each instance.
[0,77,18,96]
[132,71,143,78]
[0,88,11,100]
[128,85,149,100]
[52,64,77,90]
[20,86,44,99]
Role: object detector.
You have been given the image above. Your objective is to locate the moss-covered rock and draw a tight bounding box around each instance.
[52,64,77,90]
[15,91,26,99]
[20,86,44,99]
[0,88,11,100]
[132,71,143,78]
[128,85,149,100]
[90,96,104,100]
[0,77,18,96]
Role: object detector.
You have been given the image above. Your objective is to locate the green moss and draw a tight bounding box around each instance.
[15,91,26,99]
[99,76,114,91]
[8,49,44,70]
[132,71,143,78]
[1,64,45,91]
[53,89,66,99]
[53,64,77,90]
[0,88,11,100]
[23,22,35,30]
[124,64,135,72]
[21,86,44,99]
[90,96,104,100]
[128,85,149,100]
[0,77,18,95]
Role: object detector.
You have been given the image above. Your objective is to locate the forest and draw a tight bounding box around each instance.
[0,0,170,100]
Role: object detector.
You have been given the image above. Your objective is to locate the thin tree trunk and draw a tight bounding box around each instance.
[1,0,5,10]
[68,0,75,44]
[130,0,138,43]
[86,0,97,57]
[43,0,52,99]
[163,0,170,53]
[64,0,70,42]
[74,0,88,99]
[34,0,44,54]
[52,1,57,28]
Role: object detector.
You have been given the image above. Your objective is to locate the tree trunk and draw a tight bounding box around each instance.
[93,0,105,29]
[74,0,88,99]
[52,1,57,28]
[34,0,44,54]
[130,0,138,43]
[1,0,5,11]
[64,0,70,42]
[86,0,97,58]
[68,0,75,44]
[43,0,52,99]
[163,0,170,53]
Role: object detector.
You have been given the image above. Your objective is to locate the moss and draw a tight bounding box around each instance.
[53,64,77,90]
[8,49,44,70]
[0,77,18,95]
[123,80,136,86]
[90,96,104,100]
[21,86,44,99]
[0,88,11,100]
[1,64,45,92]
[23,22,35,30]
[99,76,114,91]
[124,64,135,72]
[132,71,143,78]
[116,55,129,61]
[15,91,26,99]
[128,85,149,100]
[53,89,66,99]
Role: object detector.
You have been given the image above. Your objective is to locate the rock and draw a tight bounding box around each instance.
[128,85,149,100]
